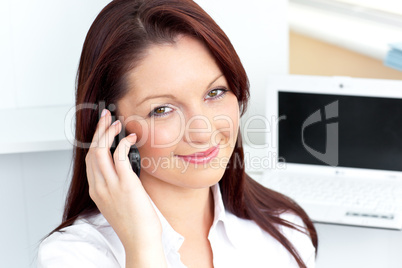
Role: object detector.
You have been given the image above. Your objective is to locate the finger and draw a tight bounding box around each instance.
[113,133,138,180]
[86,110,116,187]
[95,119,123,186]
[90,109,112,149]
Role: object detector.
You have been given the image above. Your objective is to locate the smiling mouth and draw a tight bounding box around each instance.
[176,144,220,164]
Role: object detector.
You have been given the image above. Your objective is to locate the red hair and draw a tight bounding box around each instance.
[49,0,318,267]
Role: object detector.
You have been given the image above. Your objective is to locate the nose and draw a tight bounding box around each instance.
[182,112,215,147]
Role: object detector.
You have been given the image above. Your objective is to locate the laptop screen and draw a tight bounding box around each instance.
[278,91,402,172]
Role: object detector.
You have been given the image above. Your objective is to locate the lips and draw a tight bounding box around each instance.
[183,145,219,157]
[177,144,220,164]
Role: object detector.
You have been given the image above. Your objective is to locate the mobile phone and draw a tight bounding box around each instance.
[109,113,141,177]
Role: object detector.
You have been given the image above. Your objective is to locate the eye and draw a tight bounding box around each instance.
[205,87,229,100]
[148,105,174,118]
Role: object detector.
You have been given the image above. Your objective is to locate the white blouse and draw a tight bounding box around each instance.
[37,183,316,267]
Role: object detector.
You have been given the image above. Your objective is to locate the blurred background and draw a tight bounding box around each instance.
[289,0,402,79]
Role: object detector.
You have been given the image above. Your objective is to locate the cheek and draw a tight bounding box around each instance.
[214,95,240,142]
[124,118,149,147]
[150,120,183,147]
[125,114,184,156]
[149,111,186,149]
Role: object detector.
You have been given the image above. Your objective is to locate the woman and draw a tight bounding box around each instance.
[38,0,318,267]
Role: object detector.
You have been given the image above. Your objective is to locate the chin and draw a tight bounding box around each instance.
[180,168,226,189]
[145,165,226,190]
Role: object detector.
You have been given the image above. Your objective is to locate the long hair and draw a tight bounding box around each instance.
[50,0,318,267]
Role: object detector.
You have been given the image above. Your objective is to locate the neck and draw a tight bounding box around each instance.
[142,178,215,237]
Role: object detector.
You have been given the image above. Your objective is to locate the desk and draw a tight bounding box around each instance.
[314,223,402,268]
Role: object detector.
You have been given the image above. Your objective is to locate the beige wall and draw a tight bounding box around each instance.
[289,31,402,80]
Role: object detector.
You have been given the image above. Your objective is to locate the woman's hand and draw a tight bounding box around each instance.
[85,109,167,267]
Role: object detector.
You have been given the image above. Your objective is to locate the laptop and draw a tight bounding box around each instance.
[256,74,402,229]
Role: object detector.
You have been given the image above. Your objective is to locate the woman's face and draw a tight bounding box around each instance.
[117,35,239,190]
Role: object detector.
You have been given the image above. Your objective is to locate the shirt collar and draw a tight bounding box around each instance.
[147,195,185,254]
[209,183,238,248]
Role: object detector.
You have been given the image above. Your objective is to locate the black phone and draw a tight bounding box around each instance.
[109,113,141,177]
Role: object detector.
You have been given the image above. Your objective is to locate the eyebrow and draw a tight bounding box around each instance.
[138,73,224,105]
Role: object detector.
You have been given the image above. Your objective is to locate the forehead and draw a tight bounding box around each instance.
[124,35,222,102]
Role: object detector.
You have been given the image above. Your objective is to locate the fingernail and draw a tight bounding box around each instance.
[101,109,108,117]
[112,120,120,126]
[128,133,137,141]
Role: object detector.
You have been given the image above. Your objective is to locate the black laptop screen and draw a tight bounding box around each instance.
[278,91,402,171]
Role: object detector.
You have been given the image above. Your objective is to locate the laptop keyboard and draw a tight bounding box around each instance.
[257,173,402,228]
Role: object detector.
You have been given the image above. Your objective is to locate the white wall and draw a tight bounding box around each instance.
[0,0,111,109]
[0,150,73,267]
[195,0,289,146]
[0,1,288,267]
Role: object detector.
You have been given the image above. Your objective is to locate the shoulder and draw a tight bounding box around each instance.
[37,213,124,268]
[224,211,316,267]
